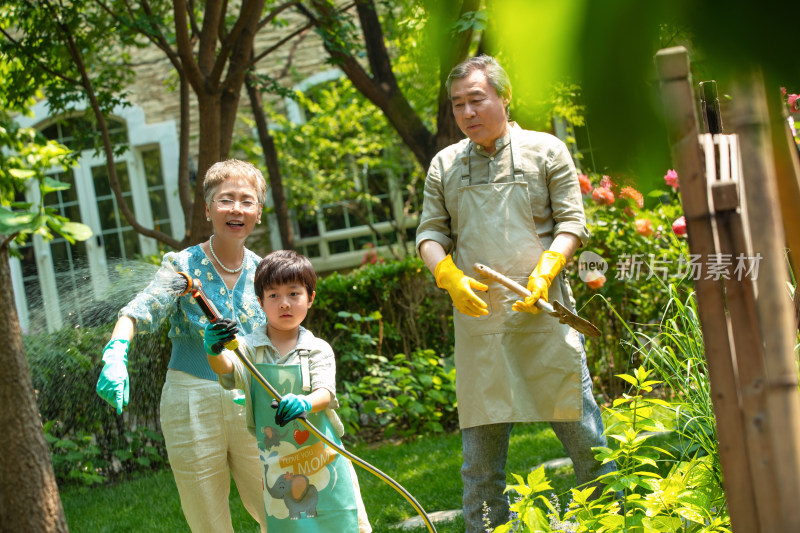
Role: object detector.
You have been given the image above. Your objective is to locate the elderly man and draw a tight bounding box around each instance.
[416,55,613,532]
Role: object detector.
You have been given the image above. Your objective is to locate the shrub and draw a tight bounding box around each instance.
[569,171,690,400]
[306,255,454,384]
[496,291,730,532]
[25,324,170,485]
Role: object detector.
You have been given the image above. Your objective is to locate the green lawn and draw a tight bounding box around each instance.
[61,423,578,532]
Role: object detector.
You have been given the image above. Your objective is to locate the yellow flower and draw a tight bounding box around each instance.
[207,272,213,281]
[194,269,202,277]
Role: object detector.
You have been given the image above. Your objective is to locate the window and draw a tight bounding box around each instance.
[11,102,181,333]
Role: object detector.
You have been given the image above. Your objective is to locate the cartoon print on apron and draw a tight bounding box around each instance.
[452,130,583,428]
[253,350,359,532]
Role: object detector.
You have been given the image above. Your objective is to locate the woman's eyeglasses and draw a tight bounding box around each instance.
[212,199,261,213]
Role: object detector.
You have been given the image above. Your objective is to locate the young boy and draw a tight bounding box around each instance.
[204,250,371,532]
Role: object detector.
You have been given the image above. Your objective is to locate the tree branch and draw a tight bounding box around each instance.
[258,0,300,32]
[42,0,180,249]
[355,0,394,86]
[277,26,310,79]
[173,0,204,91]
[0,28,81,87]
[211,0,264,85]
[250,20,314,67]
[305,0,435,169]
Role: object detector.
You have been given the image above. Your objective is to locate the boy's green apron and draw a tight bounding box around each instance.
[253,360,359,532]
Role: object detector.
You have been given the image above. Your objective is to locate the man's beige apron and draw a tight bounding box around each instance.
[453,130,583,429]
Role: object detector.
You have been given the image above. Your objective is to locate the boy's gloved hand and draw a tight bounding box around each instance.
[203,319,238,355]
[434,255,489,317]
[513,250,566,314]
[274,393,312,427]
[96,339,130,415]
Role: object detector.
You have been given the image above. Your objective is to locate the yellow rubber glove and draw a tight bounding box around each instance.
[512,250,566,314]
[434,255,489,317]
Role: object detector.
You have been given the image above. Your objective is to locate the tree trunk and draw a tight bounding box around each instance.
[191,92,223,244]
[245,73,294,249]
[0,243,68,533]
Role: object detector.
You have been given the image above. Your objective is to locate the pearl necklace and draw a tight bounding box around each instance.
[208,234,244,274]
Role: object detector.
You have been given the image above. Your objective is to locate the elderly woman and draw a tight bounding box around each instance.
[96,159,268,532]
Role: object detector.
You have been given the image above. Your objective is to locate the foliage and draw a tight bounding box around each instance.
[253,78,423,246]
[569,171,690,400]
[307,255,454,382]
[0,56,92,249]
[497,369,729,532]
[338,345,458,441]
[497,292,731,533]
[633,287,718,463]
[308,257,459,441]
[25,324,171,486]
[0,1,140,157]
[44,423,166,487]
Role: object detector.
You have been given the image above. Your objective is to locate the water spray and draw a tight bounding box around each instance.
[172,272,438,533]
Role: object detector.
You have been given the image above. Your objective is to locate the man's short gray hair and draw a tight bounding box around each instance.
[445,54,512,102]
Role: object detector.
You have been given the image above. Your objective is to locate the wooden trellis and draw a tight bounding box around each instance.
[656,46,800,532]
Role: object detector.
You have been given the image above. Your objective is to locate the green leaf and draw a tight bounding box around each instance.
[40,176,71,193]
[61,220,92,241]
[8,168,35,179]
[616,373,639,387]
[526,466,552,493]
[0,207,37,234]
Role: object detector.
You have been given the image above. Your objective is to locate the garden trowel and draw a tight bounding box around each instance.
[473,263,601,338]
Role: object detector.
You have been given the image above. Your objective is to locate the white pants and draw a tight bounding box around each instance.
[160,370,267,533]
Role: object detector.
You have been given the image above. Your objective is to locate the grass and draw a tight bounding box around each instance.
[61,423,579,532]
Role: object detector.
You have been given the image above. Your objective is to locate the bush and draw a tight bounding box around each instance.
[337,346,459,442]
[569,171,690,400]
[306,255,454,384]
[25,324,170,485]
[496,291,730,532]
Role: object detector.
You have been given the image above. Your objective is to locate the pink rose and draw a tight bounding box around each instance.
[664,169,679,190]
[592,187,615,206]
[620,186,644,208]
[635,218,653,237]
[578,174,592,195]
[672,216,687,236]
[789,94,800,114]
[585,271,606,290]
[599,175,614,190]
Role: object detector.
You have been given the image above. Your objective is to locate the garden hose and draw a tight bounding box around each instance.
[176,272,437,533]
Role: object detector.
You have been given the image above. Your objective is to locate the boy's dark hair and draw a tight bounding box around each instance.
[254,250,316,299]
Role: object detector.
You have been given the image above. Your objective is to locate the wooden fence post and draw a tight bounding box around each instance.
[655,46,759,533]
[729,70,800,531]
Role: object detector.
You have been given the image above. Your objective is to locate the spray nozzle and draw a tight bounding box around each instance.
[175,271,239,351]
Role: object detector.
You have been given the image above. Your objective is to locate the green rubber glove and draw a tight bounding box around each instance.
[512,250,566,314]
[434,255,489,317]
[96,339,130,415]
[274,393,313,427]
[203,319,238,355]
